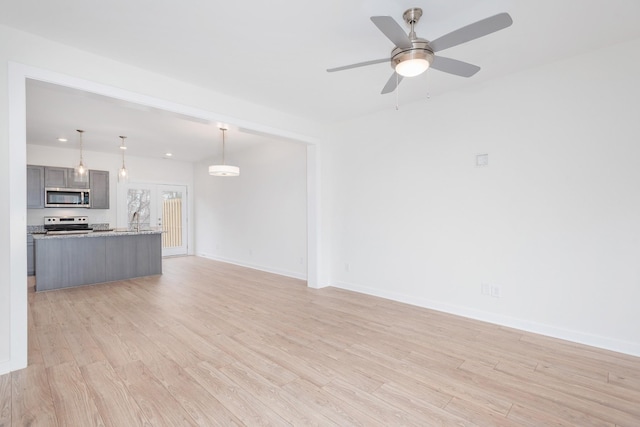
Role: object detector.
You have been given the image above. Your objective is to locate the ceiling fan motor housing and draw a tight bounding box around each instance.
[391,39,434,71]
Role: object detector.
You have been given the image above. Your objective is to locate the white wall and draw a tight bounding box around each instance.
[195,139,308,279]
[325,37,640,356]
[0,24,321,374]
[27,144,195,234]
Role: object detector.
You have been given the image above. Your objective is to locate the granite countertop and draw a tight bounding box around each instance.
[32,228,163,239]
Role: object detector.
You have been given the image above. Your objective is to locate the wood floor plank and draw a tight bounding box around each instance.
[115,360,198,426]
[443,396,516,427]
[282,378,385,426]
[322,376,434,426]
[232,331,336,387]
[458,359,620,427]
[219,361,334,426]
[11,365,58,427]
[80,360,151,427]
[186,361,288,426]
[47,362,105,427]
[609,369,640,393]
[27,303,45,366]
[507,402,585,427]
[143,355,243,426]
[34,324,75,369]
[0,373,10,427]
[371,382,470,427]
[493,361,640,426]
[7,256,640,426]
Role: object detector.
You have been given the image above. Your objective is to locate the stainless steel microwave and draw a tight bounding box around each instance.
[45,188,91,208]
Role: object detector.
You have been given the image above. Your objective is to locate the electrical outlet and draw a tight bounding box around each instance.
[481,283,491,295]
[490,285,501,298]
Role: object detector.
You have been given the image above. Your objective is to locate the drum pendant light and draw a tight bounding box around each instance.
[209,127,240,177]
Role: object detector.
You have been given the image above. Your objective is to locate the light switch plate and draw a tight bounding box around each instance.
[476,153,489,167]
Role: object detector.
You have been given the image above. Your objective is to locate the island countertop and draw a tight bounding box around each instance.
[32,228,163,239]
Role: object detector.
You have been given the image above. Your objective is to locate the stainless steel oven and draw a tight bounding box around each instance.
[45,188,91,208]
[44,216,93,234]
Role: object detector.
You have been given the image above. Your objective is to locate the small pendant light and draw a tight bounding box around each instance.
[74,129,88,183]
[118,135,129,183]
[209,127,240,176]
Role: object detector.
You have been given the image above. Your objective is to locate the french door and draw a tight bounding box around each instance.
[117,183,188,257]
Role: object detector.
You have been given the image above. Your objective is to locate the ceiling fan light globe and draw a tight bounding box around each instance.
[395,58,430,77]
[209,164,240,177]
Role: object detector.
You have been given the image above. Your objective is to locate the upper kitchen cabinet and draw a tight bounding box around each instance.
[89,170,109,209]
[28,165,109,209]
[44,166,90,189]
[67,168,91,189]
[44,166,67,188]
[27,165,45,209]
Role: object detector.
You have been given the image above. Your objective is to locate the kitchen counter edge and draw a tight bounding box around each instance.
[32,229,163,239]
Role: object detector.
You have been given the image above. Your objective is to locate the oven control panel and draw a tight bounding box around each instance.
[44,216,89,225]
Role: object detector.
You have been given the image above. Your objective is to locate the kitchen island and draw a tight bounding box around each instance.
[33,229,162,291]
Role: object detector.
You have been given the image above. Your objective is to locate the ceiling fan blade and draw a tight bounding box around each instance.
[431,56,481,77]
[429,13,513,53]
[370,16,412,49]
[327,58,389,73]
[381,72,403,94]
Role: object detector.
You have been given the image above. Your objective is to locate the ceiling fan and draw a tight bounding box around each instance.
[327,7,513,94]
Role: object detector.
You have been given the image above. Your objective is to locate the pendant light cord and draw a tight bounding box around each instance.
[76,129,85,171]
[120,136,126,168]
[221,128,227,165]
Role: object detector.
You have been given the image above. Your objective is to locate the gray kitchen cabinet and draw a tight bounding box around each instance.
[44,166,68,188]
[27,165,45,209]
[44,166,90,189]
[67,168,90,189]
[34,232,162,291]
[104,234,162,281]
[35,236,107,290]
[89,170,109,209]
[27,234,35,276]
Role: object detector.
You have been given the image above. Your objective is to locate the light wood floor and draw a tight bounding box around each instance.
[1,256,639,426]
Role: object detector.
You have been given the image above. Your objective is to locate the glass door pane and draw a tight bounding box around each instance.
[127,188,151,230]
[158,185,187,256]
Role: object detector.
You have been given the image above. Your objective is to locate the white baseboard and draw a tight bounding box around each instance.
[198,253,307,281]
[333,280,640,358]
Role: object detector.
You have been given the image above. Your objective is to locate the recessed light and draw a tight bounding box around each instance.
[120,146,127,150]
[57,137,67,142]
[164,152,173,157]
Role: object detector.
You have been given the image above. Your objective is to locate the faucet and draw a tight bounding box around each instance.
[132,211,140,232]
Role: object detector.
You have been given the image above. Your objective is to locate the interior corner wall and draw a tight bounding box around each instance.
[326,37,640,356]
[194,139,308,280]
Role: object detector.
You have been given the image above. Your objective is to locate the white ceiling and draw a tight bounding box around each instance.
[25,80,271,163]
[4,0,640,161]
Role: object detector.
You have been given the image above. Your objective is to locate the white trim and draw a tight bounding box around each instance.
[7,61,322,373]
[306,144,325,288]
[8,62,28,372]
[199,253,307,281]
[333,280,640,357]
